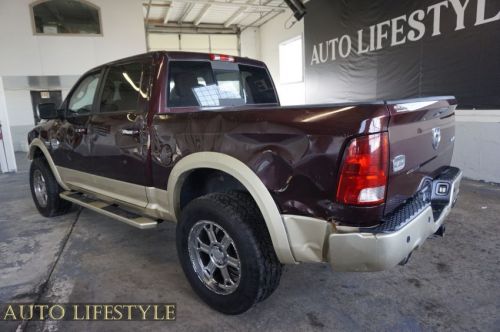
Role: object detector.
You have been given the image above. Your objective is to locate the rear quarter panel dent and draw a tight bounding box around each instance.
[151,104,390,225]
[167,152,297,264]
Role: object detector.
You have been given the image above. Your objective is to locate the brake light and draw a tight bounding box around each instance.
[336,133,389,206]
[210,54,235,62]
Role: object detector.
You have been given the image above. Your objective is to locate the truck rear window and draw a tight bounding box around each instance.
[167,60,278,108]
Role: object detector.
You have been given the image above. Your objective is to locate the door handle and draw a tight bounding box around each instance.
[74,127,87,134]
[121,128,140,136]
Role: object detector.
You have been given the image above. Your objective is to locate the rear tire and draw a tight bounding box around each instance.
[29,158,72,217]
[176,192,282,314]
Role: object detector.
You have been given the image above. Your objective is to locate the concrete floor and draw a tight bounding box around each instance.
[1,153,499,331]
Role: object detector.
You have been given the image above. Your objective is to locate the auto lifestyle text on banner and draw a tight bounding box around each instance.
[304,0,500,108]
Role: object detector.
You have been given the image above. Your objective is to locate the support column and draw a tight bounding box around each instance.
[0,77,17,173]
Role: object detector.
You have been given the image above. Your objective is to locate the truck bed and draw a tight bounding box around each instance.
[152,96,456,227]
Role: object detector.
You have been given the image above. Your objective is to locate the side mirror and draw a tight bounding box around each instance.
[37,103,58,120]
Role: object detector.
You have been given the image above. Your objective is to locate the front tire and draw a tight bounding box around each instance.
[176,192,282,314]
[30,158,72,217]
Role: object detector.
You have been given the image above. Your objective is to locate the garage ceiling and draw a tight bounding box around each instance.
[143,0,289,34]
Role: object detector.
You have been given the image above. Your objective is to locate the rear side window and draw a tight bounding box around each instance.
[167,61,278,108]
[239,64,278,105]
[168,61,216,108]
[100,63,144,113]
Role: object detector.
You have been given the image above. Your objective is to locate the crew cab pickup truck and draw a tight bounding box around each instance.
[28,51,462,314]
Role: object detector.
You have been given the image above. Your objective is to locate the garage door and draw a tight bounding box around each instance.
[148,33,239,56]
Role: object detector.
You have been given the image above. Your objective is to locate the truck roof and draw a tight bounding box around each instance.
[97,51,266,70]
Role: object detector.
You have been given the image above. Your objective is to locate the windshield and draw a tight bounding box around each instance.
[167,60,278,108]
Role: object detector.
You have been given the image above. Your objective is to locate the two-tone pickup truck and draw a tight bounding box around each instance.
[27,51,462,314]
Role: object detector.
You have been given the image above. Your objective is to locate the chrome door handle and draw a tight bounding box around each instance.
[121,128,140,136]
[74,128,87,134]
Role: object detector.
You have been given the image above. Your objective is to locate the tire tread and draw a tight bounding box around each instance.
[177,191,282,314]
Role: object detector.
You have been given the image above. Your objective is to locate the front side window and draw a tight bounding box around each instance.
[68,72,100,114]
[167,61,278,108]
[32,0,101,35]
[99,63,144,113]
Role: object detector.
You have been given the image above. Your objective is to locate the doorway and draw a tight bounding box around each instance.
[30,90,63,124]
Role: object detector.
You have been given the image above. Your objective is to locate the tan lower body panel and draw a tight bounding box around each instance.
[57,167,149,207]
[281,215,333,263]
[145,187,173,220]
[56,167,174,221]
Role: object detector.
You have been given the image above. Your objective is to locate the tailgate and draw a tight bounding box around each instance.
[385,97,457,215]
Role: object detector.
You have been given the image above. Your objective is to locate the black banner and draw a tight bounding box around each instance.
[304,0,500,108]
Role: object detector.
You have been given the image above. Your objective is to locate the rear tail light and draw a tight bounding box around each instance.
[336,133,389,206]
[210,54,235,62]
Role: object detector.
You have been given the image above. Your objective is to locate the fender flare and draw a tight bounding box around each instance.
[167,152,296,264]
[28,138,70,191]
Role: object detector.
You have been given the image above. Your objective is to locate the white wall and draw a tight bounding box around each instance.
[240,28,261,60]
[452,110,500,183]
[240,10,306,105]
[4,91,32,128]
[0,0,147,76]
[0,0,147,166]
[258,10,305,106]
[0,78,17,172]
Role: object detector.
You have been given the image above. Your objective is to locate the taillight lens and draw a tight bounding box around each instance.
[336,133,389,206]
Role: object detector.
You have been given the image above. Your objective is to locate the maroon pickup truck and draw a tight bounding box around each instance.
[27,51,462,314]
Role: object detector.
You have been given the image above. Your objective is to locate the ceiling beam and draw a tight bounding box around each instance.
[252,9,283,27]
[145,0,285,11]
[142,3,170,7]
[224,0,255,28]
[242,0,285,29]
[252,0,311,27]
[147,22,238,34]
[244,10,282,29]
[223,8,246,27]
[193,4,211,26]
[178,2,194,23]
[163,2,171,24]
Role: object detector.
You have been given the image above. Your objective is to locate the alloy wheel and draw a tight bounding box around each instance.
[188,220,241,295]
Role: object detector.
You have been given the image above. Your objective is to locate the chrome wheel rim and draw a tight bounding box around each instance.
[188,220,241,295]
[33,169,48,208]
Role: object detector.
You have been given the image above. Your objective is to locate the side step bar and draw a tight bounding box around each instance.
[60,191,158,229]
